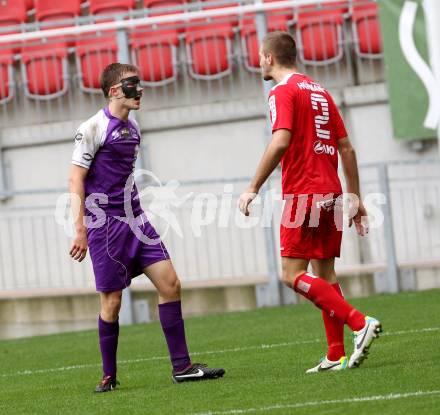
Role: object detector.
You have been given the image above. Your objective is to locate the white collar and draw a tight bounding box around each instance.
[271,72,300,91]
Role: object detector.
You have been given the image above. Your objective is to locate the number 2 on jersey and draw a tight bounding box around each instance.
[311,93,330,140]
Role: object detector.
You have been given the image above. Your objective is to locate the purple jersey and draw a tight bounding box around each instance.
[72,107,142,217]
[72,107,169,292]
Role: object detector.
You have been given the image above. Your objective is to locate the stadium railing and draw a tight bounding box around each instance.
[0,159,439,299]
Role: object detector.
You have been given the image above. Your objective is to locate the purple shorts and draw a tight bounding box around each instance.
[87,213,170,292]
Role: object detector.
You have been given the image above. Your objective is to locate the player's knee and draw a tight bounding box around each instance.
[169,277,181,297]
[321,270,337,283]
[108,297,122,313]
[161,277,181,300]
[102,292,122,318]
[281,270,294,288]
[281,268,307,289]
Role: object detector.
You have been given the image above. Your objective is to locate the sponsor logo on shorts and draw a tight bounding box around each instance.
[314,140,335,155]
[316,197,337,211]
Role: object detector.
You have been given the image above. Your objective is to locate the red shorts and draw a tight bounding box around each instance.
[280,194,343,259]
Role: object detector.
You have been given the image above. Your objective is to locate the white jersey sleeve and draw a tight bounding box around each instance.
[71,112,106,169]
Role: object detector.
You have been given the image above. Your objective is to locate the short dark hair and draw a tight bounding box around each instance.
[100,63,139,98]
[262,31,297,67]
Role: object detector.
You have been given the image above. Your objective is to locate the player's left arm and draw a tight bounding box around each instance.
[239,128,291,216]
[338,137,368,236]
[328,94,368,236]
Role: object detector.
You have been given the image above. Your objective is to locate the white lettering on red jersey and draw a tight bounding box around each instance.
[268,73,347,196]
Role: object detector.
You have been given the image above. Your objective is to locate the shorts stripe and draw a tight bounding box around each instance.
[106,218,129,289]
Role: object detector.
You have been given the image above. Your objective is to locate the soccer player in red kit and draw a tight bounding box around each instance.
[239,32,382,372]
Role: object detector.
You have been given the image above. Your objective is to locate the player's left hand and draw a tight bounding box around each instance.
[239,191,257,216]
[350,202,369,237]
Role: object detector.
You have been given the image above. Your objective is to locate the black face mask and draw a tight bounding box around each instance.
[120,76,142,99]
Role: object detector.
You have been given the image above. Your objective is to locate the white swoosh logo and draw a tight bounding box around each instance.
[176,369,204,378]
[399,1,440,129]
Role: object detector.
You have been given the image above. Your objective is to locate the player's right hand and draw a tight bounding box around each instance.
[70,230,88,262]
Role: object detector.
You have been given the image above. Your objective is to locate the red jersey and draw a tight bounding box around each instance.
[268,73,347,196]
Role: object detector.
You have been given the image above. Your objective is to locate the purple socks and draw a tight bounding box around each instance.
[98,301,190,376]
[158,300,191,372]
[98,316,119,378]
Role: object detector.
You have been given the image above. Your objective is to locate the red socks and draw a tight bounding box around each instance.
[293,272,365,332]
[322,283,345,361]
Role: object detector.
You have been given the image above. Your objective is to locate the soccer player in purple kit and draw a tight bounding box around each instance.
[68,63,225,392]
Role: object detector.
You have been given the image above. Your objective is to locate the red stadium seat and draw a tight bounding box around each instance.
[0,0,27,33]
[240,0,293,72]
[140,0,187,34]
[21,43,69,98]
[35,0,81,22]
[200,0,239,25]
[296,2,346,64]
[351,0,382,57]
[0,50,14,104]
[263,0,294,26]
[130,1,185,85]
[185,25,234,79]
[131,30,179,85]
[25,0,35,11]
[35,0,81,47]
[142,0,185,13]
[76,37,118,92]
[78,1,135,91]
[185,1,238,79]
[142,0,186,30]
[89,0,136,15]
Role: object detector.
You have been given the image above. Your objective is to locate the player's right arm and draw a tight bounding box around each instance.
[239,86,293,216]
[338,137,368,236]
[69,121,101,262]
[239,129,291,216]
[69,165,89,262]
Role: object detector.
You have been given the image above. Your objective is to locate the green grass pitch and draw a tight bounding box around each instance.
[1,289,439,414]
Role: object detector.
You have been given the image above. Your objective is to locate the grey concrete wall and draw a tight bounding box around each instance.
[2,268,439,340]
[0,285,258,340]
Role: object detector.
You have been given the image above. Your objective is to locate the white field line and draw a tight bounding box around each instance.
[1,326,438,378]
[193,390,440,415]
